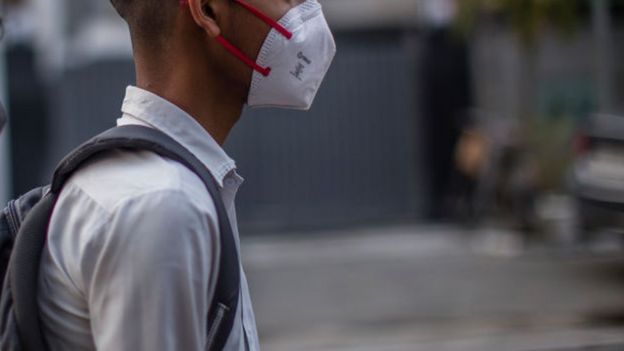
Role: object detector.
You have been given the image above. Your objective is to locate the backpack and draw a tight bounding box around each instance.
[0,125,240,351]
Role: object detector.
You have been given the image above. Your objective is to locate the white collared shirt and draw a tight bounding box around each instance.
[37,86,260,351]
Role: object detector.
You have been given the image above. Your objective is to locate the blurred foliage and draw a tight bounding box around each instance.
[456,0,583,46]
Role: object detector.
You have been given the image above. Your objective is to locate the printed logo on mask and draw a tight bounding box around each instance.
[290,52,312,81]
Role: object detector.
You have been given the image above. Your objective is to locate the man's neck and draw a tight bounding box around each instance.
[134,55,246,146]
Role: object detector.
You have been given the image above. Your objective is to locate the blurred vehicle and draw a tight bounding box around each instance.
[572,113,624,241]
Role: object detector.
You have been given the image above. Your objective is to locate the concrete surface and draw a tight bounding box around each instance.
[241,224,624,351]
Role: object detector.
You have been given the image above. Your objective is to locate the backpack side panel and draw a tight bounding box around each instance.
[0,187,48,284]
[0,271,22,351]
[0,187,49,351]
[0,208,15,287]
[0,207,21,350]
[9,194,56,351]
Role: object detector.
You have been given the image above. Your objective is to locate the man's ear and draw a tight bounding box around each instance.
[187,0,221,38]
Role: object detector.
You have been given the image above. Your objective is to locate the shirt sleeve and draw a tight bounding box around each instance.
[81,189,220,351]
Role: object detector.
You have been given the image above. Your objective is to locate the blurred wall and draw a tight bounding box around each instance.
[42,30,427,232]
[0,51,10,205]
[229,31,425,231]
[6,43,48,196]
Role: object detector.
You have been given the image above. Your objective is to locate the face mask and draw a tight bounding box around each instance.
[215,0,336,110]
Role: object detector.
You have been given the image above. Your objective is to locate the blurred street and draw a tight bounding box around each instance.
[243,225,624,351]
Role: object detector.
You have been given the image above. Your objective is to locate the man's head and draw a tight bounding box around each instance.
[110,0,305,101]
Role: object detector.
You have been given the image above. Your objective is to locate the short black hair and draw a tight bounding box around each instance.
[110,0,176,48]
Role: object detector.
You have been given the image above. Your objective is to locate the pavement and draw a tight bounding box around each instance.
[240,224,624,351]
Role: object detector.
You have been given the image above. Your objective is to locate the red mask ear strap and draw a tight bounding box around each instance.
[215,36,272,77]
[233,0,293,39]
[178,0,285,76]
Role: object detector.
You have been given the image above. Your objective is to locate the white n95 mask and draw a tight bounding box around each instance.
[214,0,337,110]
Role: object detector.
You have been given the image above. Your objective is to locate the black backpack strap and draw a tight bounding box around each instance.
[12,125,240,351]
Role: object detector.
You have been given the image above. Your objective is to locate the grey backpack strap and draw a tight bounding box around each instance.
[12,125,240,351]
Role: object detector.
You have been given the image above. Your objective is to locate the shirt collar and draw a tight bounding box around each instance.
[117,86,237,188]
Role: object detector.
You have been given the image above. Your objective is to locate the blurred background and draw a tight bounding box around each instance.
[1,0,624,350]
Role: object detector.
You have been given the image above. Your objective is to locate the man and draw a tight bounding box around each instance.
[36,0,335,350]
